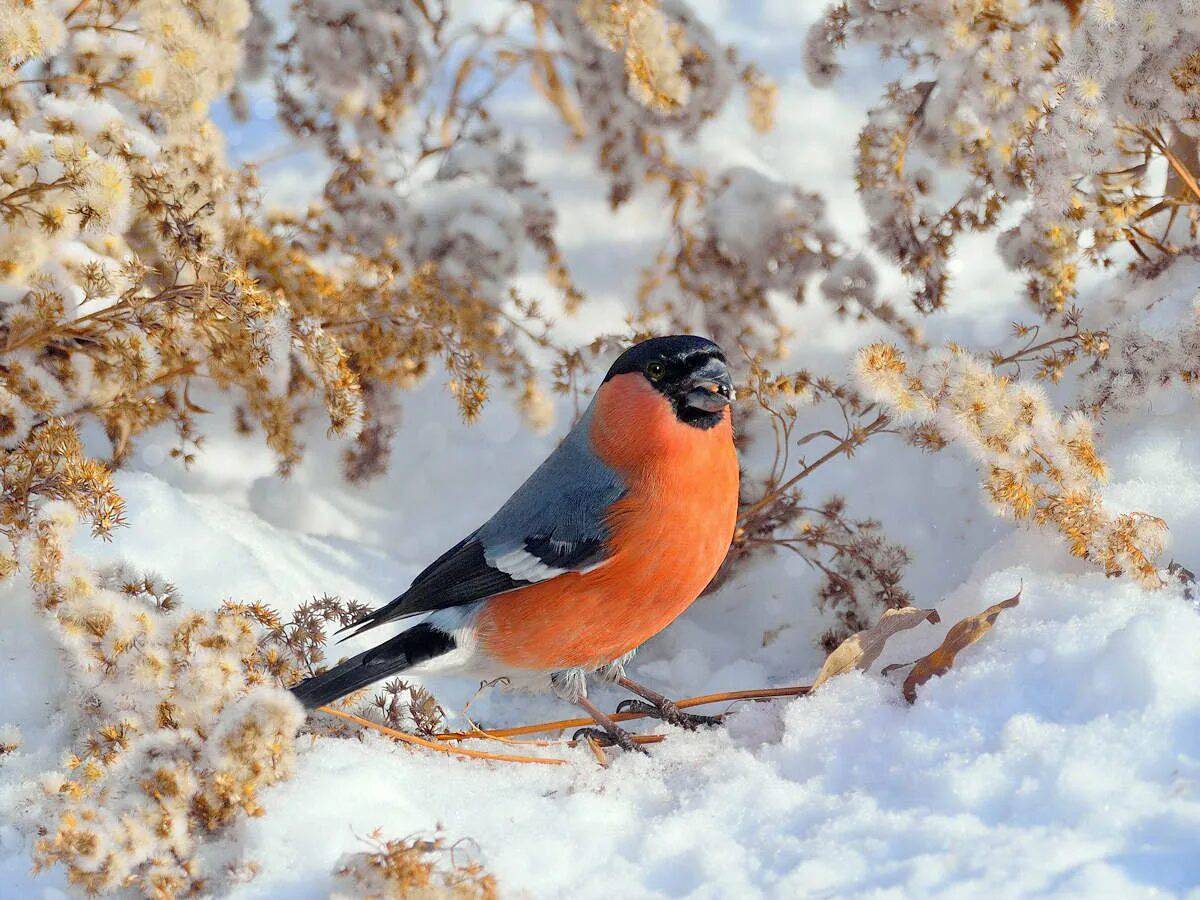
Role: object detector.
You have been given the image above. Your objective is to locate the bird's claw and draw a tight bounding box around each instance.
[615,698,722,731]
[572,726,648,755]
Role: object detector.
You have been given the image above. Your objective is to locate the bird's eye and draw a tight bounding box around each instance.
[646,361,666,380]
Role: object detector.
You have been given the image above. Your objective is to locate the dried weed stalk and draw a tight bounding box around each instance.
[331,829,498,900]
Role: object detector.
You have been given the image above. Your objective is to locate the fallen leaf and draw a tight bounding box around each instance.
[1168,560,1195,601]
[812,606,941,690]
[902,589,1021,703]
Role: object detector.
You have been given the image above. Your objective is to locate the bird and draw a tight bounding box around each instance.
[290,334,740,752]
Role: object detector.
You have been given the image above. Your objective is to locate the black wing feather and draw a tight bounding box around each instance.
[524,534,605,570]
[337,534,532,641]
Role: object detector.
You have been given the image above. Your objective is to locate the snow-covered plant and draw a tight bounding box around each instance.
[807,0,1200,315]
[857,341,1167,586]
[1068,253,1200,416]
[532,0,772,205]
[577,0,693,113]
[331,830,497,900]
[0,0,363,478]
[638,165,920,354]
[275,0,431,160]
[10,509,303,896]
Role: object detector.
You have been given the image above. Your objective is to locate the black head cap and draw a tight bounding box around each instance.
[603,335,733,429]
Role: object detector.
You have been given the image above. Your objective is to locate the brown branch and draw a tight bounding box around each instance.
[62,0,90,21]
[3,284,213,354]
[738,413,890,526]
[1150,129,1200,205]
[992,333,1079,368]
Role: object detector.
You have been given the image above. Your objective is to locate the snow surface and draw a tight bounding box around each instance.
[4,1,1200,898]
[6,402,1200,898]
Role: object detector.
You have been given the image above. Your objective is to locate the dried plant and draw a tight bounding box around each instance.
[10,510,304,897]
[2,0,1196,890]
[807,0,1200,315]
[637,166,920,355]
[811,606,940,690]
[258,593,373,681]
[899,589,1021,702]
[858,342,1167,586]
[716,359,913,643]
[362,679,447,737]
[331,829,497,900]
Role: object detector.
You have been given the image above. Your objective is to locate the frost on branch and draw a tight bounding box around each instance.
[858,342,1167,586]
[808,0,1200,314]
[276,0,430,159]
[639,166,918,354]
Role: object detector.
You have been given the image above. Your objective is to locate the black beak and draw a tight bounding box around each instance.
[683,365,735,412]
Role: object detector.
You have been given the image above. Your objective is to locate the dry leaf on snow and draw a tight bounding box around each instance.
[902,589,1021,703]
[812,606,941,690]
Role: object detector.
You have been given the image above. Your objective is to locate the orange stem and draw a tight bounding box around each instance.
[435,684,811,742]
[318,706,569,766]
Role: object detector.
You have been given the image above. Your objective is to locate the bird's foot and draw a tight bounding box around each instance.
[572,725,649,755]
[616,698,722,731]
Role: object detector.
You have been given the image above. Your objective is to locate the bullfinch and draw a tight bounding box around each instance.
[291,335,739,751]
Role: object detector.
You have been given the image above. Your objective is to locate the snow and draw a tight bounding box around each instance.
[4,2,1200,898]
[5,382,1199,897]
[233,555,1200,898]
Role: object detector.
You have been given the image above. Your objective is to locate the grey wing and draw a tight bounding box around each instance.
[339,406,625,641]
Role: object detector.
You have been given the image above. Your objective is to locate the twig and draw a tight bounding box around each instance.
[992,333,1078,368]
[1147,128,1200,204]
[738,414,890,526]
[462,715,562,748]
[434,685,812,742]
[317,706,569,766]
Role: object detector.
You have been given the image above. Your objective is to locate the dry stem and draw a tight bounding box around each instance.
[434,685,812,742]
[738,414,891,526]
[317,706,569,766]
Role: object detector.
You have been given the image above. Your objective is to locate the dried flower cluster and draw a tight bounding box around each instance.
[275,0,430,160]
[253,592,447,735]
[808,0,1200,314]
[533,0,778,209]
[639,166,920,356]
[577,0,692,112]
[858,342,1167,586]
[7,508,303,896]
[0,0,336,485]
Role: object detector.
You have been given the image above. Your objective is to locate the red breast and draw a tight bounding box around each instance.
[474,373,740,671]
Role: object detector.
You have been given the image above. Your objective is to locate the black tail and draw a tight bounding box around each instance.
[290,623,456,710]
